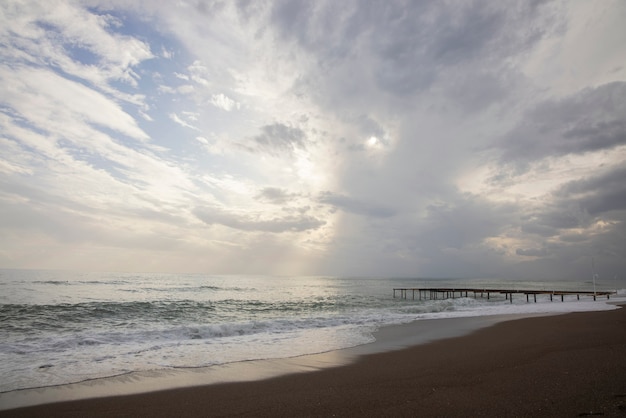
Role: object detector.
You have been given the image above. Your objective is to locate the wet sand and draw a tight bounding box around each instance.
[2,306,625,417]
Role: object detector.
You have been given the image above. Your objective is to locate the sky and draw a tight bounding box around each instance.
[0,0,625,280]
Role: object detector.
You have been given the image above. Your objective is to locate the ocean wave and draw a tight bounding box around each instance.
[31,280,71,285]
[2,272,623,394]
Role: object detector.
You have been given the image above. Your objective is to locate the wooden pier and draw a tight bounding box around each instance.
[393,287,616,303]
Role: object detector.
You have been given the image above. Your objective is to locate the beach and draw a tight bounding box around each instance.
[2,305,625,417]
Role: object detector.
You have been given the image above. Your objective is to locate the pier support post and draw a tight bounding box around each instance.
[393,287,612,304]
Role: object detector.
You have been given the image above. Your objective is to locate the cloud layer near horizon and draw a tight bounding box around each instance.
[1,0,625,280]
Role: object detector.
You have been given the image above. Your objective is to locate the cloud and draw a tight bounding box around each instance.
[193,206,325,233]
[499,82,626,165]
[210,93,240,111]
[251,123,307,156]
[1,0,625,279]
[318,191,395,218]
[520,222,558,238]
[515,165,626,244]
[1,0,153,90]
[266,0,557,113]
[419,197,516,252]
[554,165,626,217]
[0,66,149,141]
[256,187,299,205]
[169,113,200,131]
[516,248,548,257]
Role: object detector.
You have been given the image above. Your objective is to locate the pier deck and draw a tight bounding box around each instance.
[393,287,616,303]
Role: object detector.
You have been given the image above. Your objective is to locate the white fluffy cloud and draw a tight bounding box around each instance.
[210,93,240,111]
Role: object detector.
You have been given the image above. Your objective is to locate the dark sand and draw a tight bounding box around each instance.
[3,307,625,417]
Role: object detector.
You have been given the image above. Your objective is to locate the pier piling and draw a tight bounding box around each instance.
[392,287,614,303]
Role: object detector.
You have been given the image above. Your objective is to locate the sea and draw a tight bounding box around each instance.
[1,269,624,397]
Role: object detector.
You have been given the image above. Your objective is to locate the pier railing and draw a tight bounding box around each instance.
[393,287,616,303]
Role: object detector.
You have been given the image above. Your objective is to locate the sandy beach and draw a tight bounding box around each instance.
[2,306,625,417]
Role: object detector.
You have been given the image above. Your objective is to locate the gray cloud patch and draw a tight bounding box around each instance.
[500,82,626,165]
[516,248,548,257]
[512,165,626,268]
[536,210,586,230]
[252,123,307,156]
[554,166,626,216]
[559,233,589,243]
[268,1,556,98]
[194,206,324,232]
[521,222,558,237]
[255,187,299,205]
[420,198,514,250]
[318,191,395,218]
[518,167,626,238]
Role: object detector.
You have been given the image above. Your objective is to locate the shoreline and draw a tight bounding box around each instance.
[2,305,625,416]
[0,313,531,411]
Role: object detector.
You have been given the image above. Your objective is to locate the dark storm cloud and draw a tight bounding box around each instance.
[194,206,324,233]
[512,164,626,277]
[554,166,626,216]
[500,82,626,165]
[519,166,626,241]
[251,123,307,156]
